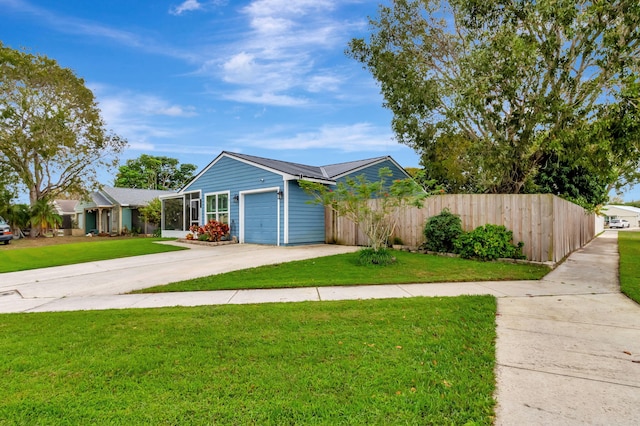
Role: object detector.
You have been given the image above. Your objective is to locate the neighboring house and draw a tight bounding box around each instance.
[76,186,173,235]
[602,205,640,227]
[52,199,79,234]
[160,151,411,245]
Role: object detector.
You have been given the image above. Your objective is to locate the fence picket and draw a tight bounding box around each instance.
[325,194,597,263]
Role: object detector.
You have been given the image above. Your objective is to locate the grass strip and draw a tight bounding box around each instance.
[0,238,185,273]
[135,249,549,293]
[618,232,640,304]
[0,297,496,425]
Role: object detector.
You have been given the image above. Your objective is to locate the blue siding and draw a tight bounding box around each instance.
[286,180,325,245]
[335,159,409,187]
[180,155,292,245]
[176,154,409,246]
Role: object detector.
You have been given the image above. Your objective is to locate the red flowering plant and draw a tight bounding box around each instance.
[189,220,230,242]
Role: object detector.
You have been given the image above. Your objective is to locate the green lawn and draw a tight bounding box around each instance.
[135,249,550,293]
[0,238,186,273]
[618,232,640,304]
[0,297,496,425]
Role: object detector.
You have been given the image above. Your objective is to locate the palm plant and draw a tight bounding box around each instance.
[29,198,62,237]
[3,203,30,238]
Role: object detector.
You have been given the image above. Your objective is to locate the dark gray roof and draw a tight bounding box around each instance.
[101,186,174,206]
[225,152,391,181]
[321,157,388,179]
[228,152,328,179]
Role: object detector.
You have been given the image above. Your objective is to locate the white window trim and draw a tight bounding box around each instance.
[204,191,231,224]
[183,190,201,230]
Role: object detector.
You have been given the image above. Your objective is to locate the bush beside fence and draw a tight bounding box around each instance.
[325,194,598,263]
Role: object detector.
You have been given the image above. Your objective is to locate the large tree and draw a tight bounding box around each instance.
[348,0,640,207]
[0,43,126,207]
[114,154,197,190]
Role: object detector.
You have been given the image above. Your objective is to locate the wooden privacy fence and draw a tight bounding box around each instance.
[325,194,597,263]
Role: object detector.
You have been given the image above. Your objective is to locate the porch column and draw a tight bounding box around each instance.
[98,208,103,233]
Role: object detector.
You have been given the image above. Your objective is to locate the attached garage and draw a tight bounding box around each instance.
[160,151,412,245]
[242,189,280,245]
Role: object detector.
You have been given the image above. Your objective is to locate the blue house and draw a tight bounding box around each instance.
[160,151,411,245]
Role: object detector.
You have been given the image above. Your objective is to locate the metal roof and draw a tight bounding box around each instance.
[181,151,410,193]
[225,152,392,180]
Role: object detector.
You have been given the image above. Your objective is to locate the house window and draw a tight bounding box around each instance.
[205,192,229,224]
[162,198,184,230]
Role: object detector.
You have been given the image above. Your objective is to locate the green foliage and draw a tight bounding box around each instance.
[357,247,396,266]
[190,220,230,242]
[0,298,497,424]
[136,250,550,293]
[114,154,197,190]
[0,190,29,234]
[29,198,62,237]
[534,152,610,211]
[300,167,429,255]
[0,238,185,273]
[618,232,640,304]
[0,42,126,206]
[423,209,464,253]
[348,0,640,201]
[138,197,161,226]
[454,225,525,261]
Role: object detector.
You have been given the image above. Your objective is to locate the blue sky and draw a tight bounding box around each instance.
[2,0,421,185]
[3,0,638,201]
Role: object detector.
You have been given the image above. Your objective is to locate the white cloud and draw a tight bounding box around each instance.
[170,0,203,15]
[235,123,398,152]
[169,0,227,16]
[243,0,335,17]
[222,90,308,107]
[90,85,198,151]
[307,74,341,93]
[222,52,257,82]
[201,0,362,107]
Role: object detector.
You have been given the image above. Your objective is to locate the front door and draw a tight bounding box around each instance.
[190,199,200,228]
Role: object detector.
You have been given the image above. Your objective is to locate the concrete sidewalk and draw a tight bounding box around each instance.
[1,232,639,424]
[495,231,640,425]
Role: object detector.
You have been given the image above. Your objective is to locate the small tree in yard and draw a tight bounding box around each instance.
[139,197,161,235]
[300,167,429,265]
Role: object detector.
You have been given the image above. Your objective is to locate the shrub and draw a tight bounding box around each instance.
[423,209,463,253]
[190,220,230,242]
[454,224,525,261]
[357,248,396,266]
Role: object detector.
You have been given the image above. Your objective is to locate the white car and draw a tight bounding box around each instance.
[609,219,630,229]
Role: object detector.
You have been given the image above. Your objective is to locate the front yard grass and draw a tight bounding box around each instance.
[0,238,186,273]
[136,249,550,293]
[0,297,496,424]
[618,231,640,304]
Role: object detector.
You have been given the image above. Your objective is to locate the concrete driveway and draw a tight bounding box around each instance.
[0,242,358,312]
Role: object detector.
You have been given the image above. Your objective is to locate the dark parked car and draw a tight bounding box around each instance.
[0,216,12,245]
